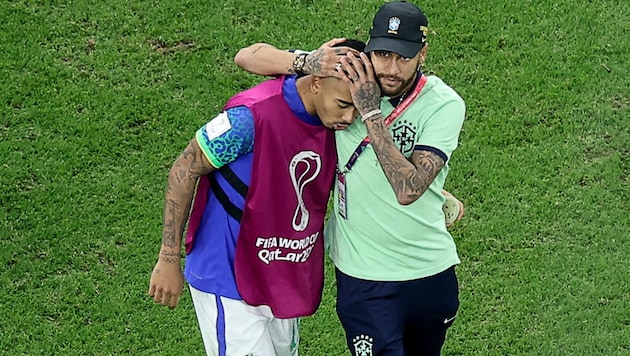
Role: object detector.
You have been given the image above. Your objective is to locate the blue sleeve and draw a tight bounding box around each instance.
[195,106,255,168]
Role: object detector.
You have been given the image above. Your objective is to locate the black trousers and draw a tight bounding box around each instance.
[336,265,459,356]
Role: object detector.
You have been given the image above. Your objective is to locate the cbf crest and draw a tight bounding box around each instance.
[387,17,400,34]
[391,120,418,155]
[352,334,374,356]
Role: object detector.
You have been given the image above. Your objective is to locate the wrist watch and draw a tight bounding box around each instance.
[292,53,308,75]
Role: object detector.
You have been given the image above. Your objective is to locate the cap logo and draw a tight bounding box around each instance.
[420,25,428,42]
[387,17,401,34]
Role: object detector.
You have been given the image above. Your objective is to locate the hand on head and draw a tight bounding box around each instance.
[304,38,361,78]
[339,52,381,116]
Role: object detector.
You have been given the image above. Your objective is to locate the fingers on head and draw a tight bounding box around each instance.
[326,38,346,47]
[360,53,373,68]
[343,63,358,77]
[339,65,358,83]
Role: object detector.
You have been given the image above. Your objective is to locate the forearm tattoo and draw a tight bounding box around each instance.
[355,82,381,113]
[160,250,180,264]
[162,196,180,249]
[409,151,444,192]
[161,141,211,253]
[366,119,444,202]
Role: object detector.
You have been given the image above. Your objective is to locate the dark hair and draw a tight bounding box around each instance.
[332,39,366,52]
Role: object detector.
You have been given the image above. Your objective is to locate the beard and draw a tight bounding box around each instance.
[377,73,417,98]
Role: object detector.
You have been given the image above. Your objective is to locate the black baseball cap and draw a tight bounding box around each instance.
[365,1,429,58]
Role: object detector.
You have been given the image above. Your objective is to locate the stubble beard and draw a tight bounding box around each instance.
[377,73,416,98]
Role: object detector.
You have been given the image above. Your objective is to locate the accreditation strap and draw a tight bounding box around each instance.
[343,75,428,172]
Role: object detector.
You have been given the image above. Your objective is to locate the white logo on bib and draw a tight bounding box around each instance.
[289,151,321,231]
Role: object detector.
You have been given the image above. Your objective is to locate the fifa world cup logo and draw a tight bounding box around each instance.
[289,151,321,231]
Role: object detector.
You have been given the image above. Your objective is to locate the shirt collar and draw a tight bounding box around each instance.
[282,75,322,126]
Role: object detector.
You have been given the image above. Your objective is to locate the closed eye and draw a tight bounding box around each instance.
[337,99,353,108]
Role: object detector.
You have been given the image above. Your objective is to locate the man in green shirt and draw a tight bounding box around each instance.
[235,2,465,354]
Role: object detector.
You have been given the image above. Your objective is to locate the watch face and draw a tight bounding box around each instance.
[293,54,306,73]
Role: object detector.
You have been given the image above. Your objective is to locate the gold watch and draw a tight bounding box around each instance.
[292,53,308,75]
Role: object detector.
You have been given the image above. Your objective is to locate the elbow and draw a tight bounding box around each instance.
[395,176,431,205]
[234,48,250,70]
[397,197,415,206]
[167,157,196,190]
[396,193,420,206]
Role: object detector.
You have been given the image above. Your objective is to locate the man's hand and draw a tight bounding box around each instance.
[339,52,381,115]
[304,38,361,78]
[442,190,465,227]
[148,258,184,309]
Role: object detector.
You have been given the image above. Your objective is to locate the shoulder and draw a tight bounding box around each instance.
[199,106,254,140]
[219,106,255,141]
[225,106,254,125]
[196,106,256,167]
[424,75,465,107]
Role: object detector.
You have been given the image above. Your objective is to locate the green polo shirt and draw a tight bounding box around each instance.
[327,75,465,281]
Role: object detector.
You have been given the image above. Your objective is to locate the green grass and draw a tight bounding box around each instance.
[1,0,628,354]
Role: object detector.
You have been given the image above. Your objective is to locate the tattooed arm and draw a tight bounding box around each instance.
[340,52,444,205]
[234,38,357,77]
[148,139,215,308]
[365,116,444,205]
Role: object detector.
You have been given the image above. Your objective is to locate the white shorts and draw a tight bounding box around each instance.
[189,285,299,356]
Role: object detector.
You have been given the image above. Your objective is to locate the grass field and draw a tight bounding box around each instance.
[1,0,628,355]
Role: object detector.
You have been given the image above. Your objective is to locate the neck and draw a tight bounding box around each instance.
[393,71,420,101]
[387,71,421,107]
[295,76,317,116]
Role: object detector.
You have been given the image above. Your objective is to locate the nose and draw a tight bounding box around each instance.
[384,58,400,76]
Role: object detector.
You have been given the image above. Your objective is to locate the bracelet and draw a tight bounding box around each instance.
[361,109,382,122]
[292,53,308,75]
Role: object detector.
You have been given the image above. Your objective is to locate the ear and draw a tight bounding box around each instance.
[418,44,429,65]
[310,76,322,94]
